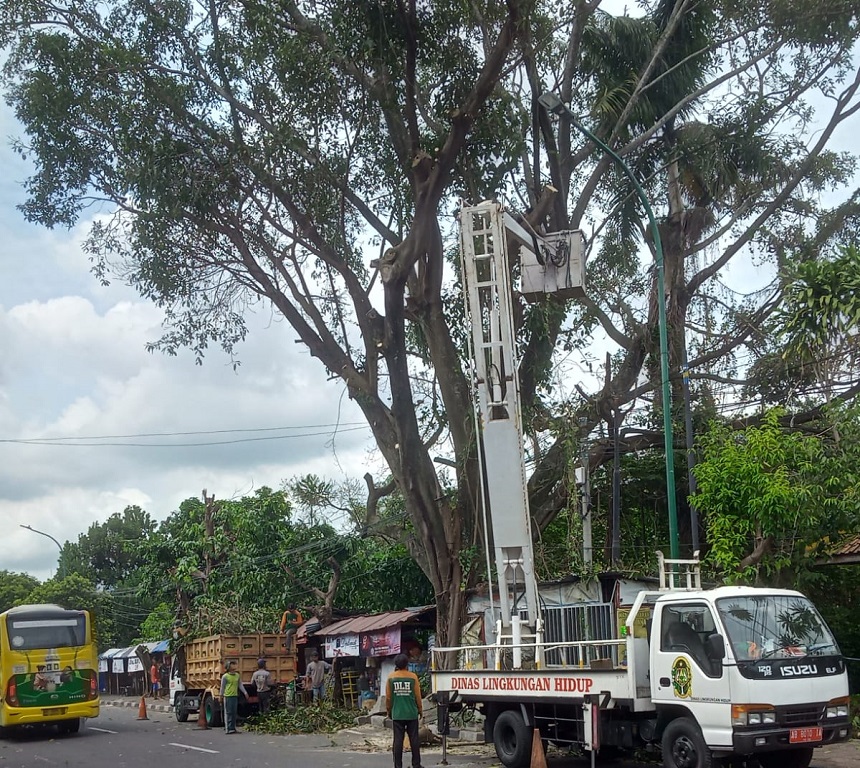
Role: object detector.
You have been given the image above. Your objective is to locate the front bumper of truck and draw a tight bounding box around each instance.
[732,720,851,753]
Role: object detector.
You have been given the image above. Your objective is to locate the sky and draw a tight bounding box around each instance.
[0,104,376,582]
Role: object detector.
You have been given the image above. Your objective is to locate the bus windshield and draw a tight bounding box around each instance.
[6,613,87,650]
[716,595,839,661]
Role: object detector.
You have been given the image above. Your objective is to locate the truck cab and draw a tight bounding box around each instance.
[648,587,850,768]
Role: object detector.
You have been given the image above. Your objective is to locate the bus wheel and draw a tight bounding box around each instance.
[492,709,532,768]
[204,694,223,728]
[57,718,81,735]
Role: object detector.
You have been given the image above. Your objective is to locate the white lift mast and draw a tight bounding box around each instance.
[459,201,585,651]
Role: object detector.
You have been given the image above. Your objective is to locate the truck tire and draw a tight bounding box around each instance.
[662,717,713,768]
[204,694,223,728]
[174,697,190,723]
[757,749,813,768]
[492,709,532,768]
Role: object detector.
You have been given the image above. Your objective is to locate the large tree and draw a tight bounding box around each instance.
[3,0,860,647]
[59,505,155,588]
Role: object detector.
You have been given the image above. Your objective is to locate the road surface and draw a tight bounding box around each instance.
[0,699,857,768]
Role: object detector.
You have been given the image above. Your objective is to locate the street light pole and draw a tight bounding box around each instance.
[20,524,65,577]
[538,92,680,559]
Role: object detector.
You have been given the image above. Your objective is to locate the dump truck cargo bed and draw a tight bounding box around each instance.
[184,634,296,688]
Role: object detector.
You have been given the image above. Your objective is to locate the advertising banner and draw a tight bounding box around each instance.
[360,626,401,657]
[127,656,144,673]
[325,633,360,658]
[112,658,124,674]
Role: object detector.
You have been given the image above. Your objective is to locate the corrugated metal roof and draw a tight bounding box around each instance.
[831,533,860,557]
[322,606,434,637]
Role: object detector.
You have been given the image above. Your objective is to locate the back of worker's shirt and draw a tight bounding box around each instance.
[386,669,422,720]
[251,669,272,692]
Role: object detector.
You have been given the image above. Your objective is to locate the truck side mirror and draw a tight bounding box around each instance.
[705,634,725,661]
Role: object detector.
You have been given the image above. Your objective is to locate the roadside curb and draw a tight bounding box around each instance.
[101,697,173,715]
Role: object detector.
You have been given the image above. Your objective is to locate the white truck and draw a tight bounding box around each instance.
[431,201,851,768]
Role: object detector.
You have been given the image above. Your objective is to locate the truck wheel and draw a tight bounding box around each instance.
[757,749,813,768]
[175,699,189,723]
[492,709,532,768]
[204,694,223,728]
[662,717,713,768]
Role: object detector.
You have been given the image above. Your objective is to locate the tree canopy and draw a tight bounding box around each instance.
[3,0,860,644]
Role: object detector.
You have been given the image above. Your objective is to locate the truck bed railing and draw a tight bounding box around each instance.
[657,550,701,591]
[431,637,627,671]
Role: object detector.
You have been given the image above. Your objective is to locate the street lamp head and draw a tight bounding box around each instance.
[538,92,565,115]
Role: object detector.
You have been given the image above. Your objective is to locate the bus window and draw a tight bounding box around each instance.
[7,615,87,650]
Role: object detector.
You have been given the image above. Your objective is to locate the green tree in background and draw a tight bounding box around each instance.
[21,573,117,647]
[692,407,860,585]
[134,486,432,637]
[59,506,155,588]
[3,0,860,645]
[0,570,40,613]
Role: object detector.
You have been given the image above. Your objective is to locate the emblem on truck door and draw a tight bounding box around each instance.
[671,657,692,699]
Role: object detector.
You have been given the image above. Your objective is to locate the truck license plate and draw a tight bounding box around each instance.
[789,727,822,743]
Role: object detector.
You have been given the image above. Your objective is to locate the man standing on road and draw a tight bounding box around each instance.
[251,658,273,715]
[150,661,161,700]
[219,660,248,734]
[386,653,423,768]
[305,651,331,702]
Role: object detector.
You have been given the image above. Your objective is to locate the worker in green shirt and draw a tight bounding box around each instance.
[219,660,248,734]
[386,653,423,768]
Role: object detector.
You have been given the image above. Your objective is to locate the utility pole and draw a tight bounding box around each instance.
[577,420,592,566]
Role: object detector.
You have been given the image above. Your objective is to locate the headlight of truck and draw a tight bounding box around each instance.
[826,696,849,718]
[732,704,776,726]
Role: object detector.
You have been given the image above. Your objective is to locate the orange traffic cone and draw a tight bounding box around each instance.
[194,702,209,730]
[530,728,547,768]
[137,695,149,720]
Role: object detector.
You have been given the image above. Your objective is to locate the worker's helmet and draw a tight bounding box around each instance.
[257,658,267,668]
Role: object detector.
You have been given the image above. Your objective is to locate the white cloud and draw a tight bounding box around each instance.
[0,255,373,582]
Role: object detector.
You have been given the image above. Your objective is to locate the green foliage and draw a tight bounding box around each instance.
[59,505,156,588]
[136,602,175,643]
[776,245,860,367]
[20,573,117,646]
[692,407,860,584]
[0,570,40,613]
[3,0,860,645]
[245,702,357,734]
[804,567,860,693]
[134,486,432,635]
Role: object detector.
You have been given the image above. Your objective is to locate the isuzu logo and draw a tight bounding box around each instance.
[779,664,818,677]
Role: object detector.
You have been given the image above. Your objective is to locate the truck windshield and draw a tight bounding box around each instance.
[716,596,839,661]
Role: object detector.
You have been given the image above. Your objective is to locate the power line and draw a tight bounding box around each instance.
[0,425,371,448]
[0,422,366,442]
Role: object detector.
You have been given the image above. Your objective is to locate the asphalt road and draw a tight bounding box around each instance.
[0,705,498,768]
[1,704,857,768]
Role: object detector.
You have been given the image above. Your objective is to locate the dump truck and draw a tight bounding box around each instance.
[169,634,296,726]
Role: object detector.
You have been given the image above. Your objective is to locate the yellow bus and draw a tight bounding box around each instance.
[0,604,99,734]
